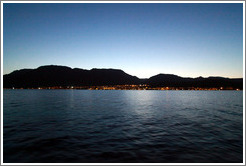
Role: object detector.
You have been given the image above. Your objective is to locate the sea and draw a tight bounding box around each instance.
[3,90,243,163]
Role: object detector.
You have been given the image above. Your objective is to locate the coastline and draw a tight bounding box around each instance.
[3,85,242,91]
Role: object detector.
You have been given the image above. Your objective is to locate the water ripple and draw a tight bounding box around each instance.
[3,90,243,163]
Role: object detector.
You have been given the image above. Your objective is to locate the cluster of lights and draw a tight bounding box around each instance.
[6,85,241,91]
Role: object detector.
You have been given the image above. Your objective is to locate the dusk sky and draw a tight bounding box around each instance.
[3,3,243,78]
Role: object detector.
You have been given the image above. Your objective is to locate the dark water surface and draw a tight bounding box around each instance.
[3,90,243,163]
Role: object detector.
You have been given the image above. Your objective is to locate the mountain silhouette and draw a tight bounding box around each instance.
[3,65,243,89]
[147,74,243,89]
[3,65,140,88]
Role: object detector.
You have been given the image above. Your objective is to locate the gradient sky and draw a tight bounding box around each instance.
[3,3,243,78]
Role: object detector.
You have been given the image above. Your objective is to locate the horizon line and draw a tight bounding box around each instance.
[3,64,243,79]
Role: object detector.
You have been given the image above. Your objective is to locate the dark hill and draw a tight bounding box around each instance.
[147,74,243,89]
[3,65,140,88]
[148,74,187,87]
[3,65,243,89]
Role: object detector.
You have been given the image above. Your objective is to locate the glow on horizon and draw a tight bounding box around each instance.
[3,3,244,79]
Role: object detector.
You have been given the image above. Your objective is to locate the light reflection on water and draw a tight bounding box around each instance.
[3,90,243,163]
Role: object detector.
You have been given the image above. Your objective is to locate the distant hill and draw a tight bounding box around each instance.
[3,65,243,89]
[147,74,243,89]
[3,65,140,88]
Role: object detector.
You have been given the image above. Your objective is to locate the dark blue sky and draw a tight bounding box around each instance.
[3,3,243,78]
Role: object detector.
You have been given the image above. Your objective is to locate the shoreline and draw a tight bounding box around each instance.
[3,88,242,91]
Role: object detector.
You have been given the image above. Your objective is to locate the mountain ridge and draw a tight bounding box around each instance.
[3,65,243,89]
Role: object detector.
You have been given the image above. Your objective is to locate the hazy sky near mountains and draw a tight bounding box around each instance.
[3,3,243,78]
